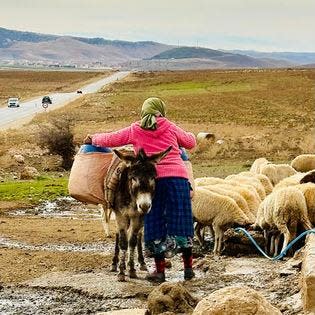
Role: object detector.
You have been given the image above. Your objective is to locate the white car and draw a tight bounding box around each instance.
[7,97,20,108]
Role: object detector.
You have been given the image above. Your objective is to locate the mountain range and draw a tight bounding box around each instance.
[0,27,314,70]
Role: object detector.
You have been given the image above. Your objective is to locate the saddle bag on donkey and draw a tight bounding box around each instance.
[68,144,114,205]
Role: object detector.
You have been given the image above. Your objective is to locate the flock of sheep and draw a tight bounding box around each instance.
[192,154,315,256]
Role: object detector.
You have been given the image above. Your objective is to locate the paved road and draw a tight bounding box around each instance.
[0,71,130,130]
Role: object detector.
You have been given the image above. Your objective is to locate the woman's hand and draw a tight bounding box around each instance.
[83,134,92,144]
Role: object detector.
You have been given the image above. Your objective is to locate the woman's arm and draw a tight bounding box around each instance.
[174,125,196,149]
[91,126,132,148]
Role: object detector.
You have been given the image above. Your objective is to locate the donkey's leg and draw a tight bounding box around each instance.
[137,228,147,271]
[110,232,119,272]
[128,219,142,278]
[99,203,111,238]
[117,228,128,281]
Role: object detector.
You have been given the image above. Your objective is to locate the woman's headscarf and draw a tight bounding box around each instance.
[140,97,166,130]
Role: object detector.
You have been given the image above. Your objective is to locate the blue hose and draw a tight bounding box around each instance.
[234,227,315,260]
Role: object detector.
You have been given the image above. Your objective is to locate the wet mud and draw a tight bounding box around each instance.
[0,198,304,314]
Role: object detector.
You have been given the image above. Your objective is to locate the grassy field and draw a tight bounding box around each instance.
[0,70,111,107]
[0,68,314,202]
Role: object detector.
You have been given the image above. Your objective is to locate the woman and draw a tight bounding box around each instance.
[85,97,196,282]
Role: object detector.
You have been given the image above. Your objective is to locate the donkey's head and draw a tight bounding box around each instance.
[113,146,172,215]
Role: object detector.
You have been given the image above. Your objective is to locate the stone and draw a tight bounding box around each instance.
[13,154,25,163]
[301,234,315,313]
[20,166,39,180]
[147,282,198,315]
[193,285,281,315]
[97,309,146,315]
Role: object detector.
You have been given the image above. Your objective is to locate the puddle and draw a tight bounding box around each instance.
[9,197,102,220]
[0,236,114,253]
[0,286,145,315]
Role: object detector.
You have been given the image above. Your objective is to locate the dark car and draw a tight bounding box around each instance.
[42,96,52,104]
[77,90,83,94]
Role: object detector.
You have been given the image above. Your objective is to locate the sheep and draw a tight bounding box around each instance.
[296,183,315,226]
[195,177,225,187]
[300,170,315,184]
[260,163,297,186]
[274,173,306,190]
[238,172,273,195]
[213,183,261,215]
[201,185,256,223]
[254,186,312,256]
[224,179,262,203]
[250,157,270,174]
[291,154,315,172]
[225,174,266,200]
[192,187,251,255]
[195,177,261,214]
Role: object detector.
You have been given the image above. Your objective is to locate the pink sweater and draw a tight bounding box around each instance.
[92,117,196,179]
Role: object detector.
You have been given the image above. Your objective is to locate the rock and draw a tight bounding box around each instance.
[196,132,215,143]
[97,309,146,315]
[13,154,25,163]
[20,166,39,180]
[147,282,198,315]
[301,234,315,313]
[193,285,281,315]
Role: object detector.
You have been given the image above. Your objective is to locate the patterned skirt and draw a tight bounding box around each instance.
[144,177,194,257]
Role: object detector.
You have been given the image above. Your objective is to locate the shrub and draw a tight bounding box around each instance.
[37,116,75,170]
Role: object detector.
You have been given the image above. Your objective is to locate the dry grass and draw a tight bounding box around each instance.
[0,68,314,178]
[0,70,112,107]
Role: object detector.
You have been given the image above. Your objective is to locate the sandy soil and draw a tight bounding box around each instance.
[0,198,304,314]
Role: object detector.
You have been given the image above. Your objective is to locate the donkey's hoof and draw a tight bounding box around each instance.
[129,270,138,278]
[110,264,117,272]
[117,274,126,282]
[139,264,148,271]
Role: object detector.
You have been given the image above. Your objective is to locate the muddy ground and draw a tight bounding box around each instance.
[0,198,304,314]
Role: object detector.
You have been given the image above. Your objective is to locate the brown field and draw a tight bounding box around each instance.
[1,68,314,177]
[0,69,112,107]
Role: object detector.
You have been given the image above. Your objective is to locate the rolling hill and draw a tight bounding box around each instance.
[0,27,312,69]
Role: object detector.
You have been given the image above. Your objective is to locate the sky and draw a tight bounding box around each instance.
[0,0,315,52]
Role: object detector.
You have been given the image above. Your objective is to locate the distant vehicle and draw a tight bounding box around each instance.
[42,96,52,109]
[7,97,20,108]
[77,90,83,94]
[42,96,52,104]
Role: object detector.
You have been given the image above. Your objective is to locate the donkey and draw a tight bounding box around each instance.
[110,146,171,281]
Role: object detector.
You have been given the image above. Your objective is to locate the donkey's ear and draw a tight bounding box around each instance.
[148,146,172,164]
[113,149,136,166]
[138,148,147,161]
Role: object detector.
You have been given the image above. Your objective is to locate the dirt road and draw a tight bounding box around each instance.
[0,71,130,130]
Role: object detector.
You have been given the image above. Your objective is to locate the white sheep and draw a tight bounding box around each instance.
[192,187,251,255]
[260,163,297,186]
[213,182,261,215]
[296,183,315,226]
[274,173,307,190]
[195,177,261,214]
[195,177,225,187]
[254,186,312,256]
[224,179,262,203]
[291,154,315,172]
[238,171,273,195]
[225,174,266,200]
[250,157,270,174]
[202,185,256,223]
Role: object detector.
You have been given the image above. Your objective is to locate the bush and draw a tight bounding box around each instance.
[38,116,75,170]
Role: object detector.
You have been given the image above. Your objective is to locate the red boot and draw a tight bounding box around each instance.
[146,256,166,283]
